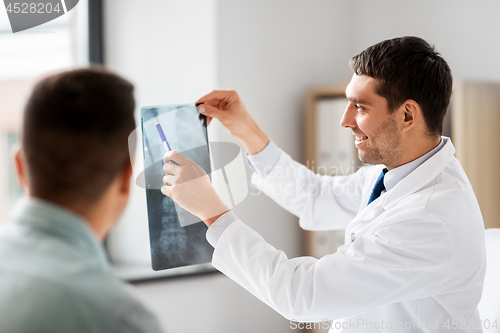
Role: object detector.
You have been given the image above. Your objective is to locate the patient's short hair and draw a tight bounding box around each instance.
[22,68,135,204]
[350,36,452,136]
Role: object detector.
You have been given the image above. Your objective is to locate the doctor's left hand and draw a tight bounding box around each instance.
[161,150,230,227]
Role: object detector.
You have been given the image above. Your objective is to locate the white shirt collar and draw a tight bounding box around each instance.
[383,137,447,193]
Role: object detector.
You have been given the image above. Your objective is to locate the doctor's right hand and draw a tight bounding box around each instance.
[196,90,270,155]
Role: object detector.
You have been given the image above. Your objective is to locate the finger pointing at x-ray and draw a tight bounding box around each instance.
[161,150,230,225]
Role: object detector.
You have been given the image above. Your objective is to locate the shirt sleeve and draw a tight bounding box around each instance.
[246,139,281,176]
[206,211,239,247]
[250,148,373,231]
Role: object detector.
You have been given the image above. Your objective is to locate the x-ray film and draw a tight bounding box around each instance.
[140,104,213,271]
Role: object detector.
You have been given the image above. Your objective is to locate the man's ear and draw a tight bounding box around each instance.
[119,161,133,195]
[12,143,29,191]
[402,100,421,132]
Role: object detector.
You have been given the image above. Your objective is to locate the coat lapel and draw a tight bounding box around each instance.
[381,137,455,211]
[345,137,455,243]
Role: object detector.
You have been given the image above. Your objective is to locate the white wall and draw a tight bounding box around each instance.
[352,0,500,82]
[105,0,218,267]
[215,0,355,263]
[104,1,500,332]
[104,2,245,333]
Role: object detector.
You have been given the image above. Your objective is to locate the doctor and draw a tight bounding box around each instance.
[161,36,486,332]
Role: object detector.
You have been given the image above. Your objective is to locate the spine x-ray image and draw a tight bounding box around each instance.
[140,104,213,271]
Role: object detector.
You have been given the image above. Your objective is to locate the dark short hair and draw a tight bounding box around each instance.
[349,36,452,136]
[22,68,136,204]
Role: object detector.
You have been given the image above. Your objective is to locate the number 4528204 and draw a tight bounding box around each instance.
[6,2,62,14]
[444,319,498,330]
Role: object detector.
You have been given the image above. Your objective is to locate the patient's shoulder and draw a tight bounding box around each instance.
[0,266,161,332]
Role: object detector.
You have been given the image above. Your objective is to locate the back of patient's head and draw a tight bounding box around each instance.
[22,68,135,206]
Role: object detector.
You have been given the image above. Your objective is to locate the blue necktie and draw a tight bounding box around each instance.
[367,168,388,205]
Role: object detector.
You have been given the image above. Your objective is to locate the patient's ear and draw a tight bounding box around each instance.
[13,144,28,191]
[119,161,133,195]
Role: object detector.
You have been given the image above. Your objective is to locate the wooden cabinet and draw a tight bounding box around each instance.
[452,80,500,229]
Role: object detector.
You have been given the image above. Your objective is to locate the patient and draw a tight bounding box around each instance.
[0,69,163,332]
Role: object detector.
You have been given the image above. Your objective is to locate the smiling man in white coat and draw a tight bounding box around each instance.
[161,36,486,332]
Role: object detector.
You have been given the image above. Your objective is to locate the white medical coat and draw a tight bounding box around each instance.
[210,137,486,332]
